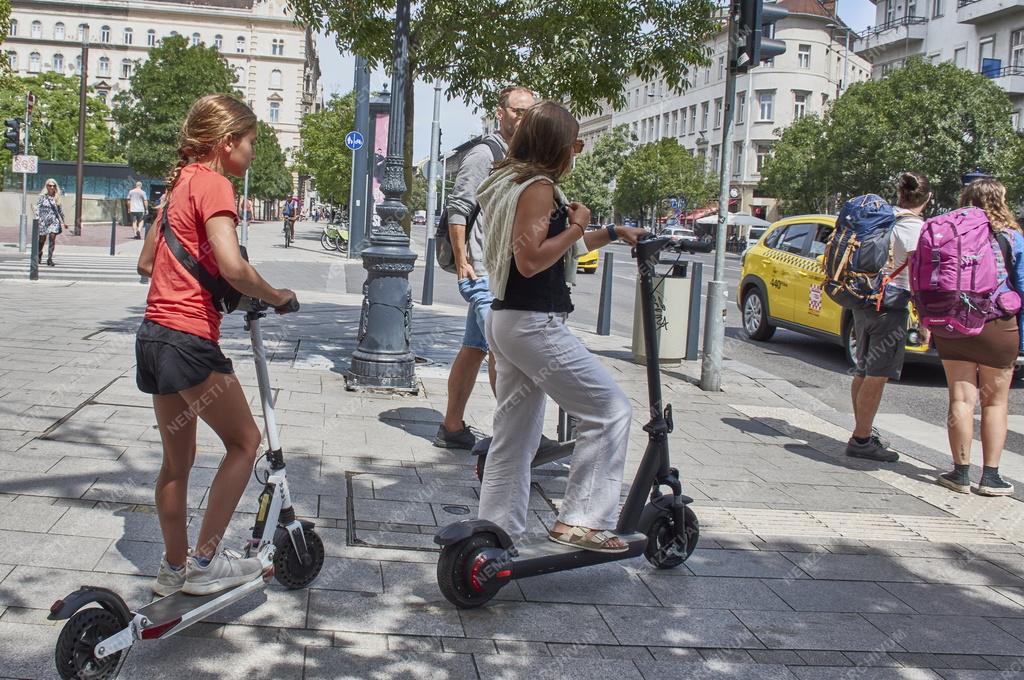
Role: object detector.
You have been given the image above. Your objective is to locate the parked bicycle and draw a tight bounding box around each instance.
[320,222,348,253]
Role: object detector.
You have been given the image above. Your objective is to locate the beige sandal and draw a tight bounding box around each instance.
[548,525,628,553]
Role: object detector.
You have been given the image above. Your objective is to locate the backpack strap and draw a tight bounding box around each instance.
[996,230,1017,291]
[160,201,232,304]
[464,137,507,232]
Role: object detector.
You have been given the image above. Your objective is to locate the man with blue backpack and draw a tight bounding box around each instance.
[823,173,932,462]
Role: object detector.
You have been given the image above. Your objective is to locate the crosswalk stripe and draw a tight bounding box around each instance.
[0,254,141,283]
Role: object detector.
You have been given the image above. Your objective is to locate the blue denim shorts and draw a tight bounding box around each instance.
[458,276,493,352]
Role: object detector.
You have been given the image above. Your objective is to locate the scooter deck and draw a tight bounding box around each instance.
[137,574,268,627]
[512,532,647,579]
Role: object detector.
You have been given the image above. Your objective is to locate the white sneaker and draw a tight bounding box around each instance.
[182,552,264,596]
[152,556,187,597]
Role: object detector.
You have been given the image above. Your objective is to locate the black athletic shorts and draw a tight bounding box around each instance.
[135,319,234,395]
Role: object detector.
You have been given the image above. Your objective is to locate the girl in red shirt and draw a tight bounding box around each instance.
[137,95,297,597]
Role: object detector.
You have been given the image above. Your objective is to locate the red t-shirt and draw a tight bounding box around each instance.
[145,164,238,342]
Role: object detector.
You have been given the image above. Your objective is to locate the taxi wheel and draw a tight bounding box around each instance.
[742,288,775,341]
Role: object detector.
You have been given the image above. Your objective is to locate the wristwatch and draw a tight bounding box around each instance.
[606,224,618,241]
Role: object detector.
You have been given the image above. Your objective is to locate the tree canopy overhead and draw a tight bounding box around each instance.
[112,35,238,180]
[562,125,636,222]
[760,59,1024,214]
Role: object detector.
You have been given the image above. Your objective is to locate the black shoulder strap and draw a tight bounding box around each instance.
[160,201,230,300]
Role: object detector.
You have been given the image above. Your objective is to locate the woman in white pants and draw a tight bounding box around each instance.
[475,101,647,553]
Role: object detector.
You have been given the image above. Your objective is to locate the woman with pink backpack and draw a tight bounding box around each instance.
[910,178,1024,496]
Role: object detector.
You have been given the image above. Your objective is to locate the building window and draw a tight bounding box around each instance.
[75,55,81,75]
[147,29,156,46]
[908,0,918,16]
[77,23,88,41]
[28,52,40,73]
[7,52,16,71]
[704,66,710,84]
[758,91,774,121]
[710,144,720,171]
[100,25,110,43]
[270,69,282,89]
[214,34,223,50]
[932,0,943,17]
[886,0,897,22]
[54,22,65,40]
[736,91,746,124]
[718,54,725,80]
[713,97,723,129]
[689,105,697,134]
[1012,111,1021,131]
[97,89,108,105]
[794,91,808,118]
[756,144,772,174]
[121,59,132,79]
[732,142,743,177]
[269,101,280,123]
[235,66,245,83]
[271,38,284,56]
[52,53,63,72]
[124,27,133,45]
[700,101,709,131]
[953,46,967,68]
[30,20,41,39]
[1013,30,1024,67]
[191,32,201,47]
[9,19,15,37]
[236,36,246,53]
[98,56,110,76]
[798,44,811,69]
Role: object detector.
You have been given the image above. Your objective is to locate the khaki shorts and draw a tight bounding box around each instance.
[852,307,909,380]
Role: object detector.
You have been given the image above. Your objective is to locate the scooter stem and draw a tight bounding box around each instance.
[247,312,282,453]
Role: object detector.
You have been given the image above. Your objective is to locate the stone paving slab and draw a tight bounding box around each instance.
[733,611,897,651]
[867,614,1024,655]
[597,605,763,648]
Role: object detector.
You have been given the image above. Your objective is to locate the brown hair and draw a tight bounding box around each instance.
[498,86,534,109]
[494,100,579,183]
[165,94,257,200]
[895,171,930,208]
[959,178,1021,233]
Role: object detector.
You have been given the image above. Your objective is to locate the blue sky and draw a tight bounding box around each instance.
[316,0,878,161]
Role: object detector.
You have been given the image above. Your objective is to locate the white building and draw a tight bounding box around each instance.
[855,0,1024,127]
[576,0,872,221]
[4,0,320,162]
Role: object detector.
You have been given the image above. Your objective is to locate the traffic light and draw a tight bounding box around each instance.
[735,0,789,73]
[3,118,21,154]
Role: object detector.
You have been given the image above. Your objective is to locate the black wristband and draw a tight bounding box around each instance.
[606,224,618,241]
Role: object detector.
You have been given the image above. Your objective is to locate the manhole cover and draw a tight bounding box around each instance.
[441,504,470,515]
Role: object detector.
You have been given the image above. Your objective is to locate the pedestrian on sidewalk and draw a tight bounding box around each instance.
[475,101,647,551]
[127,181,148,239]
[34,178,68,267]
[135,94,298,597]
[433,85,536,450]
[929,178,1024,496]
[846,172,932,463]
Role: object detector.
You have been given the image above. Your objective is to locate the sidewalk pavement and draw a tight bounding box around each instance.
[3,221,1024,678]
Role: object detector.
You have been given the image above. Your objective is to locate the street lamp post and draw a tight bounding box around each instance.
[345,0,418,392]
[74,27,89,236]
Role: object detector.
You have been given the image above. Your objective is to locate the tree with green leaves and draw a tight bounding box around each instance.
[112,35,237,179]
[286,0,718,224]
[0,74,119,183]
[562,125,636,222]
[760,58,1024,212]
[0,0,11,77]
[244,121,292,202]
[613,138,716,228]
[295,92,355,205]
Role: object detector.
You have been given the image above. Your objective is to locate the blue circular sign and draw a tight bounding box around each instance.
[345,131,364,151]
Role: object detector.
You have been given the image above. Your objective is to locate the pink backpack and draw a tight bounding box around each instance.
[910,207,1021,338]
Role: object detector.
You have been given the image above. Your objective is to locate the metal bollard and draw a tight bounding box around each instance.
[596,251,614,336]
[29,218,39,281]
[109,217,117,256]
[421,237,435,306]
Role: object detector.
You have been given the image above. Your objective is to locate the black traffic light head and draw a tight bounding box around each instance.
[735,0,789,73]
[3,117,22,154]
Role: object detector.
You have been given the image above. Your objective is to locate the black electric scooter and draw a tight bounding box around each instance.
[471,408,578,481]
[435,235,708,608]
[48,297,325,679]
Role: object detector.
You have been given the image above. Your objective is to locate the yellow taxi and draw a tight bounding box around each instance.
[577,226,602,273]
[736,214,934,367]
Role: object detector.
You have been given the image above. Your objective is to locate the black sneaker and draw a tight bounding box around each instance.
[977,472,1015,496]
[433,422,477,450]
[937,469,971,494]
[845,436,899,463]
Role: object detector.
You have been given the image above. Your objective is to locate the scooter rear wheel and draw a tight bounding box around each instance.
[274,528,325,589]
[437,533,504,609]
[641,503,699,569]
[55,608,125,680]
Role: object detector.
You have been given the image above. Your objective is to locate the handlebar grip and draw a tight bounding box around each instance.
[281,298,300,314]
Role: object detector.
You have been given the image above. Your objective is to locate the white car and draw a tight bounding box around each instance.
[662,227,697,240]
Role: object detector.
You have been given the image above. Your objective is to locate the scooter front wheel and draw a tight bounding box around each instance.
[274,528,325,589]
[437,533,506,609]
[641,503,699,569]
[55,608,126,680]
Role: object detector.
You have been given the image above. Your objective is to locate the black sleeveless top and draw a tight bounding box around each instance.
[492,202,574,313]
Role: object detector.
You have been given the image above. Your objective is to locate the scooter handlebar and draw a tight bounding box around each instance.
[239,296,301,314]
[632,234,712,260]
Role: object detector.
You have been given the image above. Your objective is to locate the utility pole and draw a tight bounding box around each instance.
[74,31,89,236]
[348,55,370,256]
[422,82,441,305]
[19,96,33,253]
[701,0,787,391]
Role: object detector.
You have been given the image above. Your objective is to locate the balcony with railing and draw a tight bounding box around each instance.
[854,16,928,56]
[982,62,1024,94]
[957,0,1024,24]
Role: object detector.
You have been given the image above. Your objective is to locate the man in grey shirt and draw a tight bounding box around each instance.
[434,86,535,449]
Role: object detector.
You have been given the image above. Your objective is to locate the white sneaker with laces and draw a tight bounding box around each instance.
[182,551,264,596]
[152,556,187,597]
